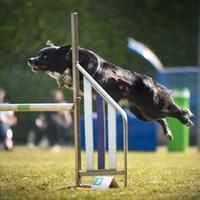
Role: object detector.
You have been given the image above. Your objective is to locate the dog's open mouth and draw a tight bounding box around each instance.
[28,60,47,72]
[31,65,46,72]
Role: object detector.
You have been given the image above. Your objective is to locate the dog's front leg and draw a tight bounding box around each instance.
[57,75,65,88]
[57,69,72,89]
[156,119,173,141]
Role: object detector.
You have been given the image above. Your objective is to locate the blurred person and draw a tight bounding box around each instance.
[27,89,73,151]
[0,88,17,150]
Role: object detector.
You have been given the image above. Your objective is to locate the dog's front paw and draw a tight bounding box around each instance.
[57,80,64,88]
[46,40,55,47]
[57,75,65,88]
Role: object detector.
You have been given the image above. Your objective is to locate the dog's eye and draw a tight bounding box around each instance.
[43,55,48,59]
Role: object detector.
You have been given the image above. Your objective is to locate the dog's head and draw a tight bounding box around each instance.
[28,41,72,74]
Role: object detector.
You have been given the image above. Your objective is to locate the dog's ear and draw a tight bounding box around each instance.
[56,45,71,55]
[46,40,55,47]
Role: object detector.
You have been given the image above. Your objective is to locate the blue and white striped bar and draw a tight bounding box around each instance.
[83,76,94,170]
[0,103,74,112]
[97,94,106,169]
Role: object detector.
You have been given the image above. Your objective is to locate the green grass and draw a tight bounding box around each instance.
[0,147,200,200]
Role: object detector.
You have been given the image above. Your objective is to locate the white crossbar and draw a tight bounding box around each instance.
[108,104,117,169]
[0,103,74,112]
[83,77,94,170]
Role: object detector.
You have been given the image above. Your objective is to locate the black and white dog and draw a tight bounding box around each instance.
[28,41,194,141]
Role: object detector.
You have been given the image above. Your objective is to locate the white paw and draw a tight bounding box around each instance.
[185,109,194,117]
[185,120,194,127]
[165,132,173,141]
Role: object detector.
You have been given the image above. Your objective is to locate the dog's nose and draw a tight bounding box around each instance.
[28,58,35,65]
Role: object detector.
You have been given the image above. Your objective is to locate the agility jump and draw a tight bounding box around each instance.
[0,12,128,188]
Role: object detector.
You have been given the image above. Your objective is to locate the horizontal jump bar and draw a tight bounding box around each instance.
[0,103,74,112]
[79,169,124,176]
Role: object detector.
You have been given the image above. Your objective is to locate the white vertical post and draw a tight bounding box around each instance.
[83,77,94,170]
[108,104,117,169]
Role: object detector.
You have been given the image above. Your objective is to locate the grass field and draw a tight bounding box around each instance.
[0,147,200,200]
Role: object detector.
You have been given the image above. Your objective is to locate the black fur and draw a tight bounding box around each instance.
[28,41,194,141]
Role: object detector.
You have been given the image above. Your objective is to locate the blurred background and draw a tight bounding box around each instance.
[0,0,199,150]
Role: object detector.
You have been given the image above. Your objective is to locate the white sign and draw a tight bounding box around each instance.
[91,176,119,190]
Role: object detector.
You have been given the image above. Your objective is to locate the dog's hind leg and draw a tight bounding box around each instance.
[129,106,173,141]
[168,106,194,127]
[174,113,194,127]
[156,119,173,141]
